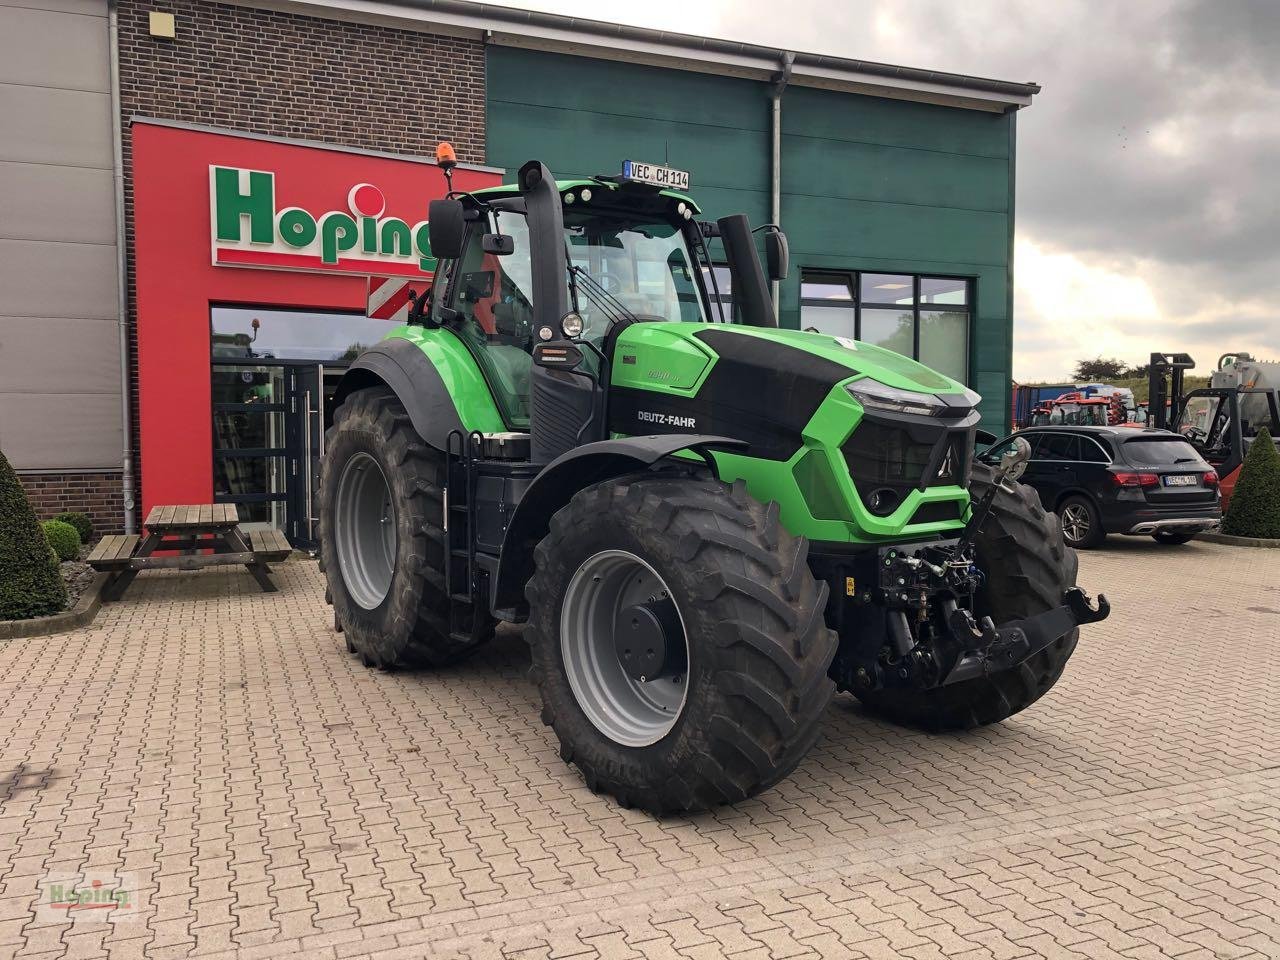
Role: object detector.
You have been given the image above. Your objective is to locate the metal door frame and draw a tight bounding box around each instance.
[284,363,325,550]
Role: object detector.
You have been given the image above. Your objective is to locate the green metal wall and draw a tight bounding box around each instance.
[486,47,1015,431]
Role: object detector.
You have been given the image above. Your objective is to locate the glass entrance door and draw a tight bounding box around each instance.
[212,364,289,532]
[210,305,401,550]
[212,361,328,549]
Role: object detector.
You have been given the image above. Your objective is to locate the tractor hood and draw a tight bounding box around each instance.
[704,326,976,400]
[607,321,980,541]
[609,321,980,462]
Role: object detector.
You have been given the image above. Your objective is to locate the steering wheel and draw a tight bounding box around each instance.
[1185,426,1208,445]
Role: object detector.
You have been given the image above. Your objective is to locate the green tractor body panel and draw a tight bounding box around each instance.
[383,324,508,434]
[608,323,717,394]
[607,322,974,544]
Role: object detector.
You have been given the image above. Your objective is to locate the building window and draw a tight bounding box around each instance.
[799,271,971,383]
[211,306,397,363]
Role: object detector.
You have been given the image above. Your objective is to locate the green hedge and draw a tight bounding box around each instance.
[42,519,82,562]
[53,511,93,544]
[1221,427,1280,539]
[0,449,67,620]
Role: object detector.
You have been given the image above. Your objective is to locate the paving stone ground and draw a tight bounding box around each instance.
[1,537,1277,959]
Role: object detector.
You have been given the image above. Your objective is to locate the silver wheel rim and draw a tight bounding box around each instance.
[335,452,396,609]
[1062,503,1090,544]
[560,550,690,747]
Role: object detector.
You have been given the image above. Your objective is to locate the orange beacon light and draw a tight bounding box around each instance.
[436,141,457,192]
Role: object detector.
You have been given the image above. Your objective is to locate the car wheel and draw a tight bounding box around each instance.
[1058,495,1104,549]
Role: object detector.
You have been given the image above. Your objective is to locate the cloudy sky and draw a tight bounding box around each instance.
[491,0,1277,381]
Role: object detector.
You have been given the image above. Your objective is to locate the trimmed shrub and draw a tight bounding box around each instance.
[1222,427,1280,539]
[0,449,67,619]
[53,511,93,544]
[42,519,82,562]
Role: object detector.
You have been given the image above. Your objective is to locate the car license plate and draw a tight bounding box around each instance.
[1164,474,1197,486]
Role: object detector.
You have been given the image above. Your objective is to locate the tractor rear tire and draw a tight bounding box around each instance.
[856,461,1080,731]
[319,386,493,669]
[525,475,837,815]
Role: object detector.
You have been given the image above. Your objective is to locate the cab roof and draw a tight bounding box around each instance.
[470,177,701,214]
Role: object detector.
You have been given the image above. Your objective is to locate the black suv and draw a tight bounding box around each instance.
[980,426,1221,549]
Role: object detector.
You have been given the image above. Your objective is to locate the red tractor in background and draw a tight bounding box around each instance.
[1150,352,1280,512]
[1042,393,1112,427]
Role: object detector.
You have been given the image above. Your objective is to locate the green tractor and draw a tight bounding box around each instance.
[320,154,1109,814]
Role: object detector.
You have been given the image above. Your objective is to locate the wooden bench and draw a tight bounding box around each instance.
[86,534,141,569]
[87,504,292,600]
[248,529,292,563]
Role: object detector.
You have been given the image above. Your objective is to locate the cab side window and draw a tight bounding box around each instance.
[445,214,537,428]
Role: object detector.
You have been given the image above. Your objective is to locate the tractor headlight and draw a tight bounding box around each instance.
[561,312,584,338]
[847,380,947,418]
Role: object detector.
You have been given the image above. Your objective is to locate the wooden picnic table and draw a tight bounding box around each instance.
[87,504,292,601]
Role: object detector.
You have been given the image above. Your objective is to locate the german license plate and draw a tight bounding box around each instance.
[622,160,690,191]
[1164,474,1197,486]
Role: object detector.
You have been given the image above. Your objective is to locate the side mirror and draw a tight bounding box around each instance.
[427,199,465,259]
[764,228,789,282]
[481,233,515,256]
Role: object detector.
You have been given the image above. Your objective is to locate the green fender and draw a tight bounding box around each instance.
[331,327,506,449]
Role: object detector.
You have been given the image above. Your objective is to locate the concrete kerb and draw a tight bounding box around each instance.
[0,572,110,641]
[1197,531,1280,549]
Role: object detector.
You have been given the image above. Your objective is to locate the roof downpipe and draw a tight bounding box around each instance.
[108,0,137,534]
[770,51,794,315]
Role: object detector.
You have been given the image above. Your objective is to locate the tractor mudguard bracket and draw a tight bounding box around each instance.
[942,587,1109,686]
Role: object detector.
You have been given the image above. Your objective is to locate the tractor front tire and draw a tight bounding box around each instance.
[856,460,1080,731]
[319,386,492,669]
[525,475,837,815]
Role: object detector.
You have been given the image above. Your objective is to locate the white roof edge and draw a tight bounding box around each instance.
[218,0,1039,113]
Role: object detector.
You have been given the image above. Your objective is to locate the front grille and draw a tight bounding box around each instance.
[842,420,936,515]
[842,420,972,516]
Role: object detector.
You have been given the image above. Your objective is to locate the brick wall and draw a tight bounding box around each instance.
[18,472,125,537]
[115,0,488,512]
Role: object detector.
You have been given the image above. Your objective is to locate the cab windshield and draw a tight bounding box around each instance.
[563,210,707,343]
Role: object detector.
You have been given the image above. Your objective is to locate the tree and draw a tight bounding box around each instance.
[0,448,67,620]
[1221,428,1280,539]
[1073,357,1130,380]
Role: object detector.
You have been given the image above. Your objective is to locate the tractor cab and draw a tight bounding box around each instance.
[1046,394,1110,427]
[417,158,787,464]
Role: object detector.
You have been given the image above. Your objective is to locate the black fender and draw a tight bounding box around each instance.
[491,434,747,618]
[330,338,465,451]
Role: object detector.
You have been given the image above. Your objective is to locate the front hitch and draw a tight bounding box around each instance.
[941,587,1110,686]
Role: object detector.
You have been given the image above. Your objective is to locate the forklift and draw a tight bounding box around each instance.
[1149,351,1280,511]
